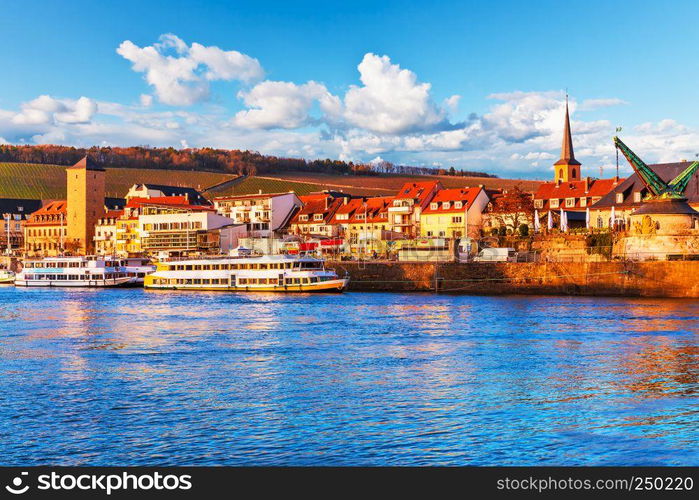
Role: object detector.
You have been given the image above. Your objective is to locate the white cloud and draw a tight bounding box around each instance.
[11,95,97,126]
[140,94,154,107]
[117,34,263,106]
[343,53,451,134]
[234,80,340,129]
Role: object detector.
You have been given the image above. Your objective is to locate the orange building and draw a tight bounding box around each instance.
[66,156,105,254]
[23,201,68,256]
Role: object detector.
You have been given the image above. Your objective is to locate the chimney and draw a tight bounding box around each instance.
[584,176,590,193]
[259,189,262,195]
[325,197,329,210]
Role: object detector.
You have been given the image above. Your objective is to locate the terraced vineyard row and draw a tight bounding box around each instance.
[206,176,330,197]
[0,163,237,200]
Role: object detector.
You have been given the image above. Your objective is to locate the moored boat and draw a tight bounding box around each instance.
[144,254,349,292]
[15,256,143,287]
[0,269,15,285]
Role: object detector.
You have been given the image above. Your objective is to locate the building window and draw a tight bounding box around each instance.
[452,216,462,223]
[314,214,323,221]
[580,198,587,207]
[616,193,624,204]
[550,199,559,208]
[565,198,575,207]
[534,199,544,209]
[597,216,604,228]
[633,192,642,203]
[442,202,451,210]
[454,201,462,209]
[299,215,308,221]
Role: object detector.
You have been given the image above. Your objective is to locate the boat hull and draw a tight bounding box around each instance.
[14,277,136,288]
[145,278,349,293]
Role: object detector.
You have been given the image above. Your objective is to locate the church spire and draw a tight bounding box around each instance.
[556,95,581,166]
[553,94,581,183]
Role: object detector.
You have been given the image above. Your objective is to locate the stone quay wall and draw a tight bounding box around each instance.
[331,260,699,298]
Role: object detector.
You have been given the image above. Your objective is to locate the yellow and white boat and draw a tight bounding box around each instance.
[144,254,349,292]
[0,269,15,285]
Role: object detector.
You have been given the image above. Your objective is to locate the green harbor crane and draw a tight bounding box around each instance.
[613,136,699,201]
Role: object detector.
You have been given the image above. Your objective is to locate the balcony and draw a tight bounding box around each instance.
[388,206,412,213]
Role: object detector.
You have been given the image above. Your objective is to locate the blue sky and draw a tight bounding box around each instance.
[2,0,699,179]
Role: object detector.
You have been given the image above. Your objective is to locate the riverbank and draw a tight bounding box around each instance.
[333,261,699,298]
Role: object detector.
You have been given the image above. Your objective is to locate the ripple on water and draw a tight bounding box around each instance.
[0,288,698,465]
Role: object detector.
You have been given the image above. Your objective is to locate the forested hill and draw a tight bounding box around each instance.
[0,144,497,179]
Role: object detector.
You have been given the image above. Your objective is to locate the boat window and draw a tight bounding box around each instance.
[269,278,278,285]
[260,264,268,269]
[185,265,193,271]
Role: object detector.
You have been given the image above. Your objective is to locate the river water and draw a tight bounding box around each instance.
[0,287,697,465]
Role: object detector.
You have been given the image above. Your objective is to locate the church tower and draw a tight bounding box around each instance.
[66,156,105,254]
[553,96,582,183]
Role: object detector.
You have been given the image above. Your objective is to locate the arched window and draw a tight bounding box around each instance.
[571,168,577,179]
[559,169,564,179]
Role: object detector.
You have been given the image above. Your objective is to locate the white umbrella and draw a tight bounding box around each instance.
[559,207,566,232]
[585,207,590,230]
[547,210,552,230]
[610,205,616,229]
[534,209,540,233]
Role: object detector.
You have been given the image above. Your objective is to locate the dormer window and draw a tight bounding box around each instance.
[454,201,462,209]
[431,202,438,210]
[442,202,451,210]
[565,198,575,207]
[314,214,324,221]
[299,214,308,221]
[580,197,587,207]
[534,199,544,209]
[550,199,559,208]
[616,193,624,204]
[633,192,642,203]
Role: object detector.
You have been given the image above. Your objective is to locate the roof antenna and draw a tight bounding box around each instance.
[615,126,622,178]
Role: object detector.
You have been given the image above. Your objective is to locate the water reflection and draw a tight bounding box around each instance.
[0,288,697,465]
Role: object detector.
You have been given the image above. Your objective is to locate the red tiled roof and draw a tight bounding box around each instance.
[394,181,441,203]
[422,187,484,214]
[534,178,623,211]
[30,200,67,216]
[291,197,344,224]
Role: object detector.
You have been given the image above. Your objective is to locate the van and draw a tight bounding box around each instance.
[473,247,516,262]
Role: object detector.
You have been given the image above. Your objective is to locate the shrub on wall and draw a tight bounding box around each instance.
[519,224,529,237]
[585,232,613,258]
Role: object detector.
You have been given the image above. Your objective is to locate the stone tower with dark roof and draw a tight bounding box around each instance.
[66,156,105,254]
[553,95,582,183]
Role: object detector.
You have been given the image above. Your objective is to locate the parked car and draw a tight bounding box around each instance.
[473,247,517,262]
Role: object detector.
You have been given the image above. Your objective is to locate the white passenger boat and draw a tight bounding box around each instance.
[144,254,349,292]
[122,257,157,285]
[15,256,151,287]
[0,269,14,285]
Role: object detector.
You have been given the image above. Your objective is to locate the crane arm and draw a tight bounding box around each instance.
[668,161,699,194]
[613,136,668,197]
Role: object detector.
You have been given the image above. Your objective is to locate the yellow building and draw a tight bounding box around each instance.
[420,187,489,239]
[66,156,105,254]
[115,217,142,257]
